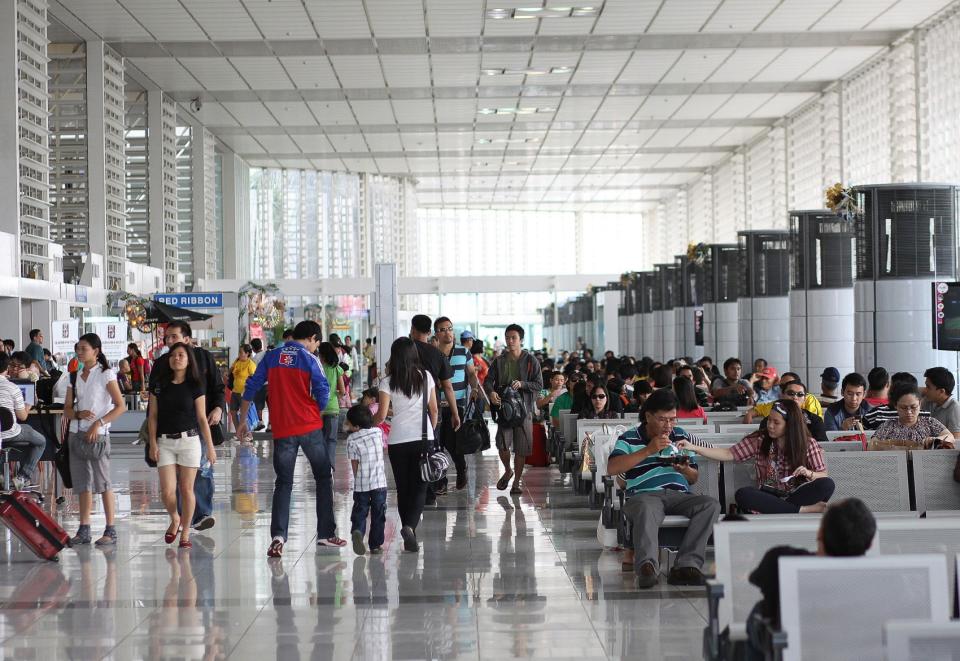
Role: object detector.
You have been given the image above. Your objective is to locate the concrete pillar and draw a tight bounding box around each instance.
[0,1,19,244]
[85,40,107,288]
[147,89,165,275]
[374,263,398,374]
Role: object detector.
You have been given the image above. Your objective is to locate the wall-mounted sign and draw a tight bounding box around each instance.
[154,292,223,309]
[95,322,127,361]
[51,319,79,354]
[933,282,960,351]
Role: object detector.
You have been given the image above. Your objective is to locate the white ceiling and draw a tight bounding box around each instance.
[50,0,956,211]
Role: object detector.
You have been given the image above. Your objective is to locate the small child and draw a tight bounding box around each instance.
[344,404,387,555]
[361,387,390,445]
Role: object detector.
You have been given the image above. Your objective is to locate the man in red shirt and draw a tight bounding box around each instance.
[238,320,342,558]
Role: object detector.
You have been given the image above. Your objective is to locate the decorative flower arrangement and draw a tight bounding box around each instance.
[825,183,860,222]
[686,242,709,265]
[108,291,155,333]
[238,282,285,341]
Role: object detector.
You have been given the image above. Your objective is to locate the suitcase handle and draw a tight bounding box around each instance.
[3,493,65,550]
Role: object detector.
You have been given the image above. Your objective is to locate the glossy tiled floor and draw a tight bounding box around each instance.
[0,439,708,660]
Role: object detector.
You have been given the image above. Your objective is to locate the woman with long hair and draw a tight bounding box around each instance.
[579,384,619,420]
[372,337,437,553]
[127,343,148,394]
[673,376,708,423]
[571,379,590,417]
[64,333,126,546]
[678,398,834,514]
[147,342,217,548]
[318,341,348,464]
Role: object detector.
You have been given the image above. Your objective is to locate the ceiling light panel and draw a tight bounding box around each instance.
[485,5,602,20]
[279,57,340,89]
[647,0,722,33]
[754,0,839,32]
[425,0,484,37]
[303,0,371,38]
[264,101,317,125]
[538,16,599,36]
[179,57,248,91]
[57,0,153,40]
[116,0,208,40]
[306,100,357,125]
[702,0,780,32]
[364,0,426,37]
[229,57,295,90]
[244,0,316,39]
[618,50,684,84]
[221,101,279,126]
[381,54,431,87]
[661,49,733,84]
[330,55,386,88]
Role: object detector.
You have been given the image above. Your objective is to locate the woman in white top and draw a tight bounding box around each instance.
[372,337,437,553]
[64,333,126,546]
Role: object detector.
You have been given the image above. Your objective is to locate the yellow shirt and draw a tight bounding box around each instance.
[231,358,257,395]
[753,393,823,419]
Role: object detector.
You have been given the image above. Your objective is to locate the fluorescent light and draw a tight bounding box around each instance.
[477,107,556,115]
[486,4,602,19]
[481,66,575,76]
[475,137,540,145]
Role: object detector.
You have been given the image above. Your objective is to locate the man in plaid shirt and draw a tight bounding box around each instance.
[345,404,387,555]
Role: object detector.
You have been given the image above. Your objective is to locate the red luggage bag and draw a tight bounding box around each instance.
[526,422,550,467]
[0,492,70,560]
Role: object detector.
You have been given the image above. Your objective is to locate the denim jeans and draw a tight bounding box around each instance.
[271,428,335,541]
[350,488,387,550]
[321,414,339,469]
[6,424,47,480]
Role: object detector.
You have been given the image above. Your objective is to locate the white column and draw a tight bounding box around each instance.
[0,1,18,242]
[85,40,107,288]
[374,263,398,374]
[191,123,216,285]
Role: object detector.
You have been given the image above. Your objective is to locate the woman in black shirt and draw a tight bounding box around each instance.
[148,343,217,548]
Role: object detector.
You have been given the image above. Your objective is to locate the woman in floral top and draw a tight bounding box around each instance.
[679,398,835,514]
[874,384,955,449]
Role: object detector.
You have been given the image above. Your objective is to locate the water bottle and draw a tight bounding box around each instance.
[199,460,213,479]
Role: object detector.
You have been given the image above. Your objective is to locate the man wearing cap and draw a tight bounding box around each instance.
[460,330,475,352]
[824,372,873,432]
[818,367,841,404]
[749,367,781,404]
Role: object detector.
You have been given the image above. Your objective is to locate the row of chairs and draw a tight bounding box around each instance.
[706,517,960,660]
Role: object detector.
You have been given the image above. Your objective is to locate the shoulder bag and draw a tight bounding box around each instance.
[418,373,451,483]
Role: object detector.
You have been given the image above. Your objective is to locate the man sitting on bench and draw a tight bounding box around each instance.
[608,389,721,589]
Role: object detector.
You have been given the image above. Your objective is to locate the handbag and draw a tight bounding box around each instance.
[55,373,79,488]
[455,400,488,455]
[417,375,451,483]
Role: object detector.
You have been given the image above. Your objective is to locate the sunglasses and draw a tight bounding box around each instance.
[591,394,607,400]
[785,391,806,398]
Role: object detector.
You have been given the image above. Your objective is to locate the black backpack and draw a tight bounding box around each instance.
[495,386,526,428]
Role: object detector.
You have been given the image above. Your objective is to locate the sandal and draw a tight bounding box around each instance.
[510,481,523,495]
[496,470,514,491]
[94,526,117,547]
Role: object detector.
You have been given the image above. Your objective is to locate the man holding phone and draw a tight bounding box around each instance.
[824,372,873,431]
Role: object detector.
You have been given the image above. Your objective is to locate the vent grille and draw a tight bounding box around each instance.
[790,211,854,289]
[856,185,959,280]
[740,231,790,298]
[705,244,741,303]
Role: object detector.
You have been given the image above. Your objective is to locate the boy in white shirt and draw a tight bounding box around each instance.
[345,404,386,555]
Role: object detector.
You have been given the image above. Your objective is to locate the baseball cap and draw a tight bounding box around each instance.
[759,367,778,381]
[460,330,474,340]
[820,367,841,383]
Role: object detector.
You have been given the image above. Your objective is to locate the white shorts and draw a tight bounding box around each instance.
[157,434,202,468]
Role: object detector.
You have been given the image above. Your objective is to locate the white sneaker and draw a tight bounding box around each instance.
[192,515,216,531]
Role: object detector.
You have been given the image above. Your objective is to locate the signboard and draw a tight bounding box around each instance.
[933,282,960,351]
[154,292,223,309]
[694,307,704,347]
[51,319,78,354]
[75,285,87,303]
[95,322,127,361]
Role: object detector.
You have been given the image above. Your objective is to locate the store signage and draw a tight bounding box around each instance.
[95,322,127,361]
[51,319,79,354]
[154,292,224,309]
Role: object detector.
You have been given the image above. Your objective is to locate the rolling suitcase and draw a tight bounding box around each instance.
[0,491,70,560]
[526,422,550,467]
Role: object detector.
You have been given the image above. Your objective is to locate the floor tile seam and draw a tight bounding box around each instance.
[97,598,163,659]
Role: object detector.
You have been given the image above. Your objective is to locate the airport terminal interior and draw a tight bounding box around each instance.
[4,0,960,659]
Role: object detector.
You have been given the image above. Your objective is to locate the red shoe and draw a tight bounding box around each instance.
[317,536,347,548]
[178,539,193,549]
[165,525,181,544]
[267,538,284,558]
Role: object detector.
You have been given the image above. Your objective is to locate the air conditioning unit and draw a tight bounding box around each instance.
[738,230,791,371]
[703,244,741,365]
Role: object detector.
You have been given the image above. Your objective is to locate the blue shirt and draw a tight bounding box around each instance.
[609,424,699,497]
[754,384,781,404]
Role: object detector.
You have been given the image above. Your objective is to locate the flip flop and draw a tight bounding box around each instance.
[496,471,513,491]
